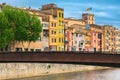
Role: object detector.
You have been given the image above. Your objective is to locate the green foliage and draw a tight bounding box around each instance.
[0,5,42,50]
[28,15,42,42]
[0,12,14,49]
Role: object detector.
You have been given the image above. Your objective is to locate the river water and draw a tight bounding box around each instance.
[13,68,120,80]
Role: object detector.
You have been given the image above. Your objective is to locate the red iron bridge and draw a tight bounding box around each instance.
[0,51,120,67]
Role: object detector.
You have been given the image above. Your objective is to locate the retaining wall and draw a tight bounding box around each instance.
[0,63,107,80]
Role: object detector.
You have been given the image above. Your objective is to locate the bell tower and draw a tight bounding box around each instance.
[82,13,95,24]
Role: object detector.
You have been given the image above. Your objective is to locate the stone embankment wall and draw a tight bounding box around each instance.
[0,63,108,80]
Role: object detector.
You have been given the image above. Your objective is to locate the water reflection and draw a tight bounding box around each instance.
[13,68,120,80]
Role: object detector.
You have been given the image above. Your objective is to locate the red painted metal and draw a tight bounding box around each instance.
[0,52,120,64]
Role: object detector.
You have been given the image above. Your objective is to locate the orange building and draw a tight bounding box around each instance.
[65,18,85,26]
[102,25,119,52]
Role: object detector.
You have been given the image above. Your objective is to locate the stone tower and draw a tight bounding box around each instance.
[82,13,95,24]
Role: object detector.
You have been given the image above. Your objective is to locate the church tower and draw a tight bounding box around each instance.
[82,13,95,24]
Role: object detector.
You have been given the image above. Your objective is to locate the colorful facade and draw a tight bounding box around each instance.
[84,28,91,51]
[42,21,49,51]
[71,24,85,51]
[90,24,104,51]
[65,27,73,51]
[41,4,64,51]
[102,25,118,53]
[1,3,120,53]
[117,31,120,53]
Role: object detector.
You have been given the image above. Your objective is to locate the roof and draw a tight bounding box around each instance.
[89,24,103,29]
[82,13,94,16]
[65,18,85,22]
[70,24,85,29]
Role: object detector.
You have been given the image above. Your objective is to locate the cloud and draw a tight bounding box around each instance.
[59,2,120,11]
[96,20,120,28]
[94,12,114,18]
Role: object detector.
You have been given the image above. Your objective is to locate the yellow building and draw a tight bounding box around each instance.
[41,4,64,51]
[84,26,91,51]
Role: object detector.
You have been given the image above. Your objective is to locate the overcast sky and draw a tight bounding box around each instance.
[0,0,120,28]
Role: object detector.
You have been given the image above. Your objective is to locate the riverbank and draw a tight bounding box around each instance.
[0,63,110,80]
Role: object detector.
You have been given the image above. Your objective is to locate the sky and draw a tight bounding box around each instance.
[0,0,120,29]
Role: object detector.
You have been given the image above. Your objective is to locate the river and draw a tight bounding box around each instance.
[12,68,120,80]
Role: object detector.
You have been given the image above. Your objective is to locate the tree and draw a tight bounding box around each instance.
[0,12,14,51]
[0,5,42,51]
[27,15,42,42]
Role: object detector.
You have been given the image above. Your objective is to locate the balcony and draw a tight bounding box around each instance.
[43,30,49,37]
[43,22,49,30]
[78,44,83,47]
[85,41,91,44]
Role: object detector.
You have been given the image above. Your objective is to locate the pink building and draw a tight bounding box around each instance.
[90,24,104,52]
[66,28,73,51]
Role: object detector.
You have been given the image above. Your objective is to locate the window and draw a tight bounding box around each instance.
[59,20,61,26]
[98,33,102,39]
[43,23,48,28]
[76,33,78,37]
[94,33,96,36]
[52,38,54,43]
[53,16,57,20]
[43,30,49,37]
[51,30,56,35]
[30,49,34,52]
[59,12,61,17]
[111,38,113,41]
[54,23,56,27]
[59,38,61,42]
[75,41,77,44]
[58,29,61,33]
[62,21,64,26]
[84,17,88,20]
[62,13,64,18]
[51,23,53,27]
[62,38,64,43]
[98,41,101,46]
[79,34,82,37]
[36,49,41,52]
[16,48,22,52]
[51,22,56,27]
[55,39,56,42]
[52,38,56,43]
[24,48,28,52]
[81,43,83,45]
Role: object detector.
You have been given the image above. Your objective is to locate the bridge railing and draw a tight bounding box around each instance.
[0,51,119,54]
